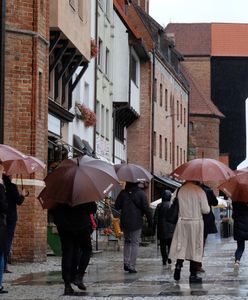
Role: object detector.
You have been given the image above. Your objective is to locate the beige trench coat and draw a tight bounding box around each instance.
[169,182,210,262]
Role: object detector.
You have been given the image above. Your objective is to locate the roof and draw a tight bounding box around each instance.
[165,23,211,56]
[211,23,248,57]
[182,66,224,118]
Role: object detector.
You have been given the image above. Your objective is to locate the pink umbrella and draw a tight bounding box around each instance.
[0,144,26,162]
[3,156,46,175]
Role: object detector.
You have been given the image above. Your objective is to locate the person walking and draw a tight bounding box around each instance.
[2,174,26,273]
[232,201,248,274]
[0,166,8,293]
[168,181,210,284]
[51,201,97,295]
[115,181,153,273]
[153,190,175,266]
[196,183,218,273]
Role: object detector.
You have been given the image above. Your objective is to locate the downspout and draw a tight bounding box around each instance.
[93,0,98,155]
[151,48,155,201]
[0,0,6,143]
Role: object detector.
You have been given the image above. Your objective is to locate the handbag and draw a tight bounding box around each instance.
[166,189,180,224]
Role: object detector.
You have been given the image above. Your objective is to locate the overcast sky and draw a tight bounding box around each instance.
[149,0,248,27]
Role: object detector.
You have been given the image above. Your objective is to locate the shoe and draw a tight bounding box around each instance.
[174,266,181,281]
[73,274,87,291]
[128,269,137,273]
[234,260,240,275]
[189,275,202,284]
[64,283,74,295]
[0,286,8,294]
[197,267,205,273]
[167,259,172,265]
[124,264,130,271]
[4,269,12,273]
[163,261,167,266]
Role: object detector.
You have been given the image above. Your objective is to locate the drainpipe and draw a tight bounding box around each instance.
[93,0,98,155]
[0,0,6,143]
[151,48,155,202]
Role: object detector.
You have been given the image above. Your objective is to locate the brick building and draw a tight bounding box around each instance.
[3,0,49,261]
[165,23,248,169]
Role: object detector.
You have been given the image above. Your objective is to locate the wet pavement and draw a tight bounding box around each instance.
[2,234,248,299]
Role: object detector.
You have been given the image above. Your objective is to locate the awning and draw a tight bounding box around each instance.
[153,175,181,190]
[73,135,96,157]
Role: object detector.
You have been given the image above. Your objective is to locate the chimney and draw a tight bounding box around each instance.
[132,0,150,13]
[166,32,176,47]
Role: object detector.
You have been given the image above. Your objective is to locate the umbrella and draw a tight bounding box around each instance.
[170,158,235,182]
[0,144,26,162]
[218,172,248,202]
[38,155,120,209]
[114,163,153,183]
[3,155,46,175]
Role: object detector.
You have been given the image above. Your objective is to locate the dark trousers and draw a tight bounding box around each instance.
[176,259,198,276]
[160,238,172,264]
[58,227,92,284]
[4,220,16,270]
[235,240,245,261]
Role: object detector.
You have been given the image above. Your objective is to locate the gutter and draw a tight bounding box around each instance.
[0,0,5,143]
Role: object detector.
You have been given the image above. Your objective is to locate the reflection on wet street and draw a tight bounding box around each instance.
[9,234,248,298]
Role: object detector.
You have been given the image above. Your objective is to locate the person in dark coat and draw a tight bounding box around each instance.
[51,201,97,295]
[115,182,153,273]
[232,201,248,274]
[196,183,218,272]
[0,167,8,293]
[153,190,175,266]
[2,174,25,273]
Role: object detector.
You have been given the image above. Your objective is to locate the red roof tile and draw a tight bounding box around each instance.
[211,23,248,56]
[165,23,211,56]
[182,66,224,118]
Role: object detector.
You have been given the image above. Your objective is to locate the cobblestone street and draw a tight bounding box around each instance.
[1,234,248,299]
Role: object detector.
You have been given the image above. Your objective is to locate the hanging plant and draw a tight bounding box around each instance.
[75,102,96,127]
[90,39,98,58]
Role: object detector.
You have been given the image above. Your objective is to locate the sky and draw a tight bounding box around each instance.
[149,0,248,28]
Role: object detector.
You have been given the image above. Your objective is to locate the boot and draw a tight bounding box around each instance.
[73,273,86,290]
[189,275,202,284]
[173,265,181,281]
[64,283,74,295]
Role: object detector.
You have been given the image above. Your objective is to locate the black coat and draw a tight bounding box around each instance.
[51,202,97,232]
[233,202,248,241]
[199,184,218,238]
[3,175,24,223]
[153,201,175,240]
[0,184,8,252]
[115,183,153,232]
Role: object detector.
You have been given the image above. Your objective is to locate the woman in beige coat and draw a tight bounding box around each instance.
[169,181,210,284]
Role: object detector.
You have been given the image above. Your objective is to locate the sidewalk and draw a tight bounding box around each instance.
[2,234,248,299]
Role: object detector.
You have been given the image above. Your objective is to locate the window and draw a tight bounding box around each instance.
[105,48,110,77]
[180,147,182,165]
[189,121,194,133]
[98,38,102,68]
[159,134,162,158]
[176,100,179,121]
[153,131,157,156]
[83,82,89,107]
[180,103,182,123]
[96,101,100,133]
[176,145,179,166]
[38,71,43,119]
[184,108,186,127]
[164,138,167,161]
[183,150,186,163]
[154,78,157,102]
[160,84,163,106]
[131,55,137,84]
[101,104,104,136]
[169,142,172,164]
[165,88,168,111]
[106,108,109,139]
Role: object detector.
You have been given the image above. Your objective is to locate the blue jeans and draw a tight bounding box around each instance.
[235,240,245,261]
[4,220,16,270]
